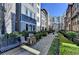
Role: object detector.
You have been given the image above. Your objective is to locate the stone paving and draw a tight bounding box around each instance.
[32,33,55,55]
[1,33,55,55]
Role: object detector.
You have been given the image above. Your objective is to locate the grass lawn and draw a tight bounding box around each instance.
[59,33,79,55]
[48,35,59,55]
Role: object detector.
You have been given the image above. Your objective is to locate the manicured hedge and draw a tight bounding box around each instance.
[59,30,77,41]
[47,30,55,34]
[59,30,79,45]
[6,30,54,43]
[66,31,77,41]
[34,31,48,41]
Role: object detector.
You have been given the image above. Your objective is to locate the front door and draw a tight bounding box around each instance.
[26,24,28,31]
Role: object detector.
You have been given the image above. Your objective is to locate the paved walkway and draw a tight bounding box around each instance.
[1,33,55,55]
[32,33,55,55]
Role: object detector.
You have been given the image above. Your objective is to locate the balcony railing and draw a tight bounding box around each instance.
[71,9,79,18]
[11,13,36,25]
[21,14,36,24]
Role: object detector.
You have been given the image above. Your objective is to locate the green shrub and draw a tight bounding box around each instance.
[4,32,20,42]
[34,31,48,41]
[66,31,77,41]
[59,30,77,41]
[47,30,55,33]
[19,31,29,37]
[5,32,20,38]
[59,30,66,35]
[41,31,47,36]
[9,32,17,38]
[4,33,9,38]
[28,31,36,34]
[13,32,21,37]
[34,32,42,41]
[58,33,73,44]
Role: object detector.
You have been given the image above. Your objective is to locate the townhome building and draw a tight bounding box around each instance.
[71,3,79,31]
[0,4,5,35]
[60,15,65,30]
[52,17,59,31]
[65,4,72,31]
[36,3,41,32]
[48,15,54,30]
[40,9,48,31]
[63,12,67,30]
[3,3,40,34]
[52,16,64,31]
[0,3,40,52]
[65,3,79,32]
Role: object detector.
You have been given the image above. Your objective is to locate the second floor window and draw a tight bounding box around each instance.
[34,13,35,19]
[37,17,39,22]
[37,8,39,13]
[32,3,34,7]
[26,8,28,16]
[77,20,79,24]
[77,4,79,9]
[30,11,32,18]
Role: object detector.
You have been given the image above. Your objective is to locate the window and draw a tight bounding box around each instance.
[57,17,60,22]
[37,8,39,13]
[26,24,28,31]
[30,11,32,18]
[77,4,79,9]
[37,17,39,22]
[28,25,32,31]
[34,13,35,19]
[37,3,39,6]
[30,3,34,7]
[31,3,34,7]
[29,25,32,31]
[33,25,35,31]
[77,20,79,24]
[52,17,54,22]
[26,8,28,16]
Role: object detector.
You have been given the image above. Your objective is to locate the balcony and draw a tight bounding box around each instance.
[21,14,36,24]
[11,13,36,25]
[71,9,79,18]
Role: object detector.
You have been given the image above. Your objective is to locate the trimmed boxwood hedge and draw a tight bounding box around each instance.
[59,30,77,41]
[34,31,48,41]
[5,30,54,43]
[59,30,79,45]
[66,31,77,41]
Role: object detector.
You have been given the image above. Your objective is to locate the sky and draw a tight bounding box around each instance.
[41,3,68,17]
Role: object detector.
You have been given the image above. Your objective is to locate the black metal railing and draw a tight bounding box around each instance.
[21,14,36,24]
